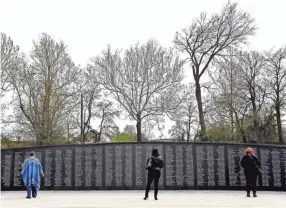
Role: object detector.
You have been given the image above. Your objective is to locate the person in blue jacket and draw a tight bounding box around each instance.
[21,151,44,199]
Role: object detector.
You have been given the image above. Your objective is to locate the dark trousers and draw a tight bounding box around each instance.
[145,170,161,197]
[245,173,258,193]
[27,185,37,198]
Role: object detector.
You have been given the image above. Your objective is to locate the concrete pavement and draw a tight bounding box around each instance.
[1,190,286,208]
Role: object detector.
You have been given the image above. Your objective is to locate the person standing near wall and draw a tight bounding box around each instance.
[21,151,44,199]
[144,148,164,200]
[240,147,261,197]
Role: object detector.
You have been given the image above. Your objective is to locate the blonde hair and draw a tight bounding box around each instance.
[245,147,255,155]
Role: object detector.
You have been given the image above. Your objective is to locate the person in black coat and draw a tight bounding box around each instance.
[240,147,261,197]
[144,148,164,200]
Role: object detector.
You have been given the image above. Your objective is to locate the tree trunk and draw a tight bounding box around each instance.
[97,133,101,143]
[275,105,284,144]
[187,131,190,142]
[187,120,191,141]
[98,132,101,143]
[93,133,99,143]
[80,93,84,144]
[252,109,260,142]
[181,132,185,141]
[234,111,247,143]
[230,56,234,141]
[67,123,70,142]
[230,106,234,141]
[195,80,206,136]
[136,116,142,142]
[241,131,247,143]
[98,109,105,143]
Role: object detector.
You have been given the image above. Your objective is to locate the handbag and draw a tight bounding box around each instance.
[249,155,262,175]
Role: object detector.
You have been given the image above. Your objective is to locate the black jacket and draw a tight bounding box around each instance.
[146,155,164,171]
[240,154,261,174]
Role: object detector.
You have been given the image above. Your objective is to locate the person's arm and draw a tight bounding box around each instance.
[160,157,164,168]
[146,157,151,170]
[253,155,261,167]
[39,162,44,177]
[240,156,245,168]
[146,158,150,166]
[21,159,27,175]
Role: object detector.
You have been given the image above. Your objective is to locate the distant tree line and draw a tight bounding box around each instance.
[1,2,285,145]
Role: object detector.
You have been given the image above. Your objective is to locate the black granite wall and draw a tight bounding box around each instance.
[1,142,285,191]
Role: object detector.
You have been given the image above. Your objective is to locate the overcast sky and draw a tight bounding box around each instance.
[1,0,286,137]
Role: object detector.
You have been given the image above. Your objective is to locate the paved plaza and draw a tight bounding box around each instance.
[1,190,286,208]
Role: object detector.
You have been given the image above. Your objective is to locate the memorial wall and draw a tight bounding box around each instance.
[1,142,286,191]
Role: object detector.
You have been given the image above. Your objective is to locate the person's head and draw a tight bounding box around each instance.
[30,151,35,157]
[152,148,159,157]
[245,147,255,155]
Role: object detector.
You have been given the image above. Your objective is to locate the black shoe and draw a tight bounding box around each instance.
[253,193,257,197]
[143,196,148,200]
[154,196,158,200]
[32,195,36,198]
[246,193,250,197]
[26,196,31,199]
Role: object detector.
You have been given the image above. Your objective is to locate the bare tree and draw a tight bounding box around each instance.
[90,39,184,141]
[168,84,197,141]
[8,33,80,145]
[71,66,102,143]
[141,120,156,140]
[236,51,267,142]
[174,2,256,137]
[208,49,279,143]
[71,66,120,143]
[208,49,250,143]
[1,33,19,97]
[265,46,286,144]
[95,100,120,142]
